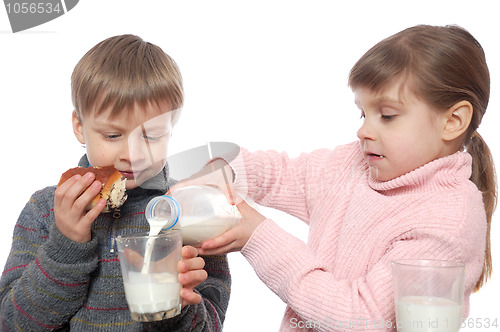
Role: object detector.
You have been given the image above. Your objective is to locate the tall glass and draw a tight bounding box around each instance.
[116,231,182,322]
[392,259,465,332]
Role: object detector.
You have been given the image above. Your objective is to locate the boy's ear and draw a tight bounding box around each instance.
[441,101,473,141]
[72,111,86,144]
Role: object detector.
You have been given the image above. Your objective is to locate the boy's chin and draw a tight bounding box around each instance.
[125,179,141,190]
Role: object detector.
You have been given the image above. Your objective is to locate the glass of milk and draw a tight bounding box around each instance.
[116,231,182,322]
[392,259,465,332]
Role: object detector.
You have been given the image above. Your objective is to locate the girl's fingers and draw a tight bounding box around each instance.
[197,241,238,256]
[200,228,237,250]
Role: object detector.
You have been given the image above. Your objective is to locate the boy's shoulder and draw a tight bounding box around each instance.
[27,185,57,213]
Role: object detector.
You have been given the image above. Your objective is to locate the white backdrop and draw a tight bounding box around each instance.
[1,1,498,331]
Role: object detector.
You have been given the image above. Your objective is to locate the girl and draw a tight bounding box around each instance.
[176,25,496,331]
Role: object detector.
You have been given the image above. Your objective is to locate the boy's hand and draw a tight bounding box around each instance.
[54,172,106,243]
[197,200,266,255]
[178,246,208,308]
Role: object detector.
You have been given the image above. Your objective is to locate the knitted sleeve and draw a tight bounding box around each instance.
[0,187,99,330]
[142,255,231,331]
[231,146,344,223]
[242,220,468,331]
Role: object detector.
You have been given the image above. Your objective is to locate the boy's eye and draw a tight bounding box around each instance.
[104,134,121,140]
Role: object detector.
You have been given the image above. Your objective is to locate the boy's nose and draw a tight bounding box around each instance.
[121,138,146,164]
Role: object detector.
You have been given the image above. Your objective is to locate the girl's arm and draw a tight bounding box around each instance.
[239,218,476,331]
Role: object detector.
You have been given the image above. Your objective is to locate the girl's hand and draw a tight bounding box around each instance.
[178,246,208,308]
[197,200,266,255]
[54,172,106,243]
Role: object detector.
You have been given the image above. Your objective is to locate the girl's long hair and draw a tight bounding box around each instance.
[349,25,496,291]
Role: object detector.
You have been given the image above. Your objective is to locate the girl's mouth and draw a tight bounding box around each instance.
[367,153,385,162]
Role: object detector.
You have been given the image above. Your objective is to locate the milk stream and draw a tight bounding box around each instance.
[396,296,462,332]
[141,219,169,274]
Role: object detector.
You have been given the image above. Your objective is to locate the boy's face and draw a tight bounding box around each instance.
[354,83,450,182]
[73,101,173,190]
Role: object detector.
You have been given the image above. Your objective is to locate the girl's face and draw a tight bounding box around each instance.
[354,83,451,182]
[73,101,173,190]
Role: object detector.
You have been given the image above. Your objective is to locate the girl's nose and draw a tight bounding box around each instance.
[356,120,375,141]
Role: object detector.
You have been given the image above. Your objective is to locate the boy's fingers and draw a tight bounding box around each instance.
[181,289,202,307]
[82,198,106,226]
[179,269,208,287]
[74,180,102,211]
[181,245,199,259]
[178,256,205,273]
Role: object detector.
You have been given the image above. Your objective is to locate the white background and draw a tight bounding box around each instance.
[1,1,498,331]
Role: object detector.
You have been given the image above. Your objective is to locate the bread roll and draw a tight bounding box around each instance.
[58,166,127,212]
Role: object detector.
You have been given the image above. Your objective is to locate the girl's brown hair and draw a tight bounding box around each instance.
[71,34,183,124]
[348,25,496,291]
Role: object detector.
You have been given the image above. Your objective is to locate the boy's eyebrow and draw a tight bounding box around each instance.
[92,119,127,131]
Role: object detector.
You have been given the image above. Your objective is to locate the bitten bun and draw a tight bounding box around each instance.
[58,166,128,213]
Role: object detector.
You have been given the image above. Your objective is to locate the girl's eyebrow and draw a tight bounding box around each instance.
[371,95,403,105]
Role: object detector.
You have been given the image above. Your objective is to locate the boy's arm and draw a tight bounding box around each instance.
[0,188,99,330]
[143,255,231,331]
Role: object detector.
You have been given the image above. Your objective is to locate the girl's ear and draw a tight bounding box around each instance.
[442,101,473,141]
[72,111,86,144]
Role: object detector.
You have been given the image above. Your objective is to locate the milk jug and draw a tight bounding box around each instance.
[145,185,241,245]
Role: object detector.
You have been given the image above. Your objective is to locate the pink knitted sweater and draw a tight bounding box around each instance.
[232,142,486,331]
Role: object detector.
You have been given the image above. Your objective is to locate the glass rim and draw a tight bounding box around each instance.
[115,229,181,241]
[391,259,465,269]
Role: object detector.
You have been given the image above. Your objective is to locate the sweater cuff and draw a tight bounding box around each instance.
[228,148,251,198]
[43,223,98,264]
[241,219,311,298]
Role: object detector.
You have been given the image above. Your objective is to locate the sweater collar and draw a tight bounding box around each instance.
[367,150,473,194]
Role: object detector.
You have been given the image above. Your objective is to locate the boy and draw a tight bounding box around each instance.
[0,35,230,331]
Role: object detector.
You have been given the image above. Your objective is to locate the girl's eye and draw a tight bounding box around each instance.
[144,135,166,142]
[381,114,396,120]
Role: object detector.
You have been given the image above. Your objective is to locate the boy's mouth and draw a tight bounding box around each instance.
[119,171,136,179]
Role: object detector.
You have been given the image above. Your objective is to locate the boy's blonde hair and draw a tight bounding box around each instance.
[71,34,183,124]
